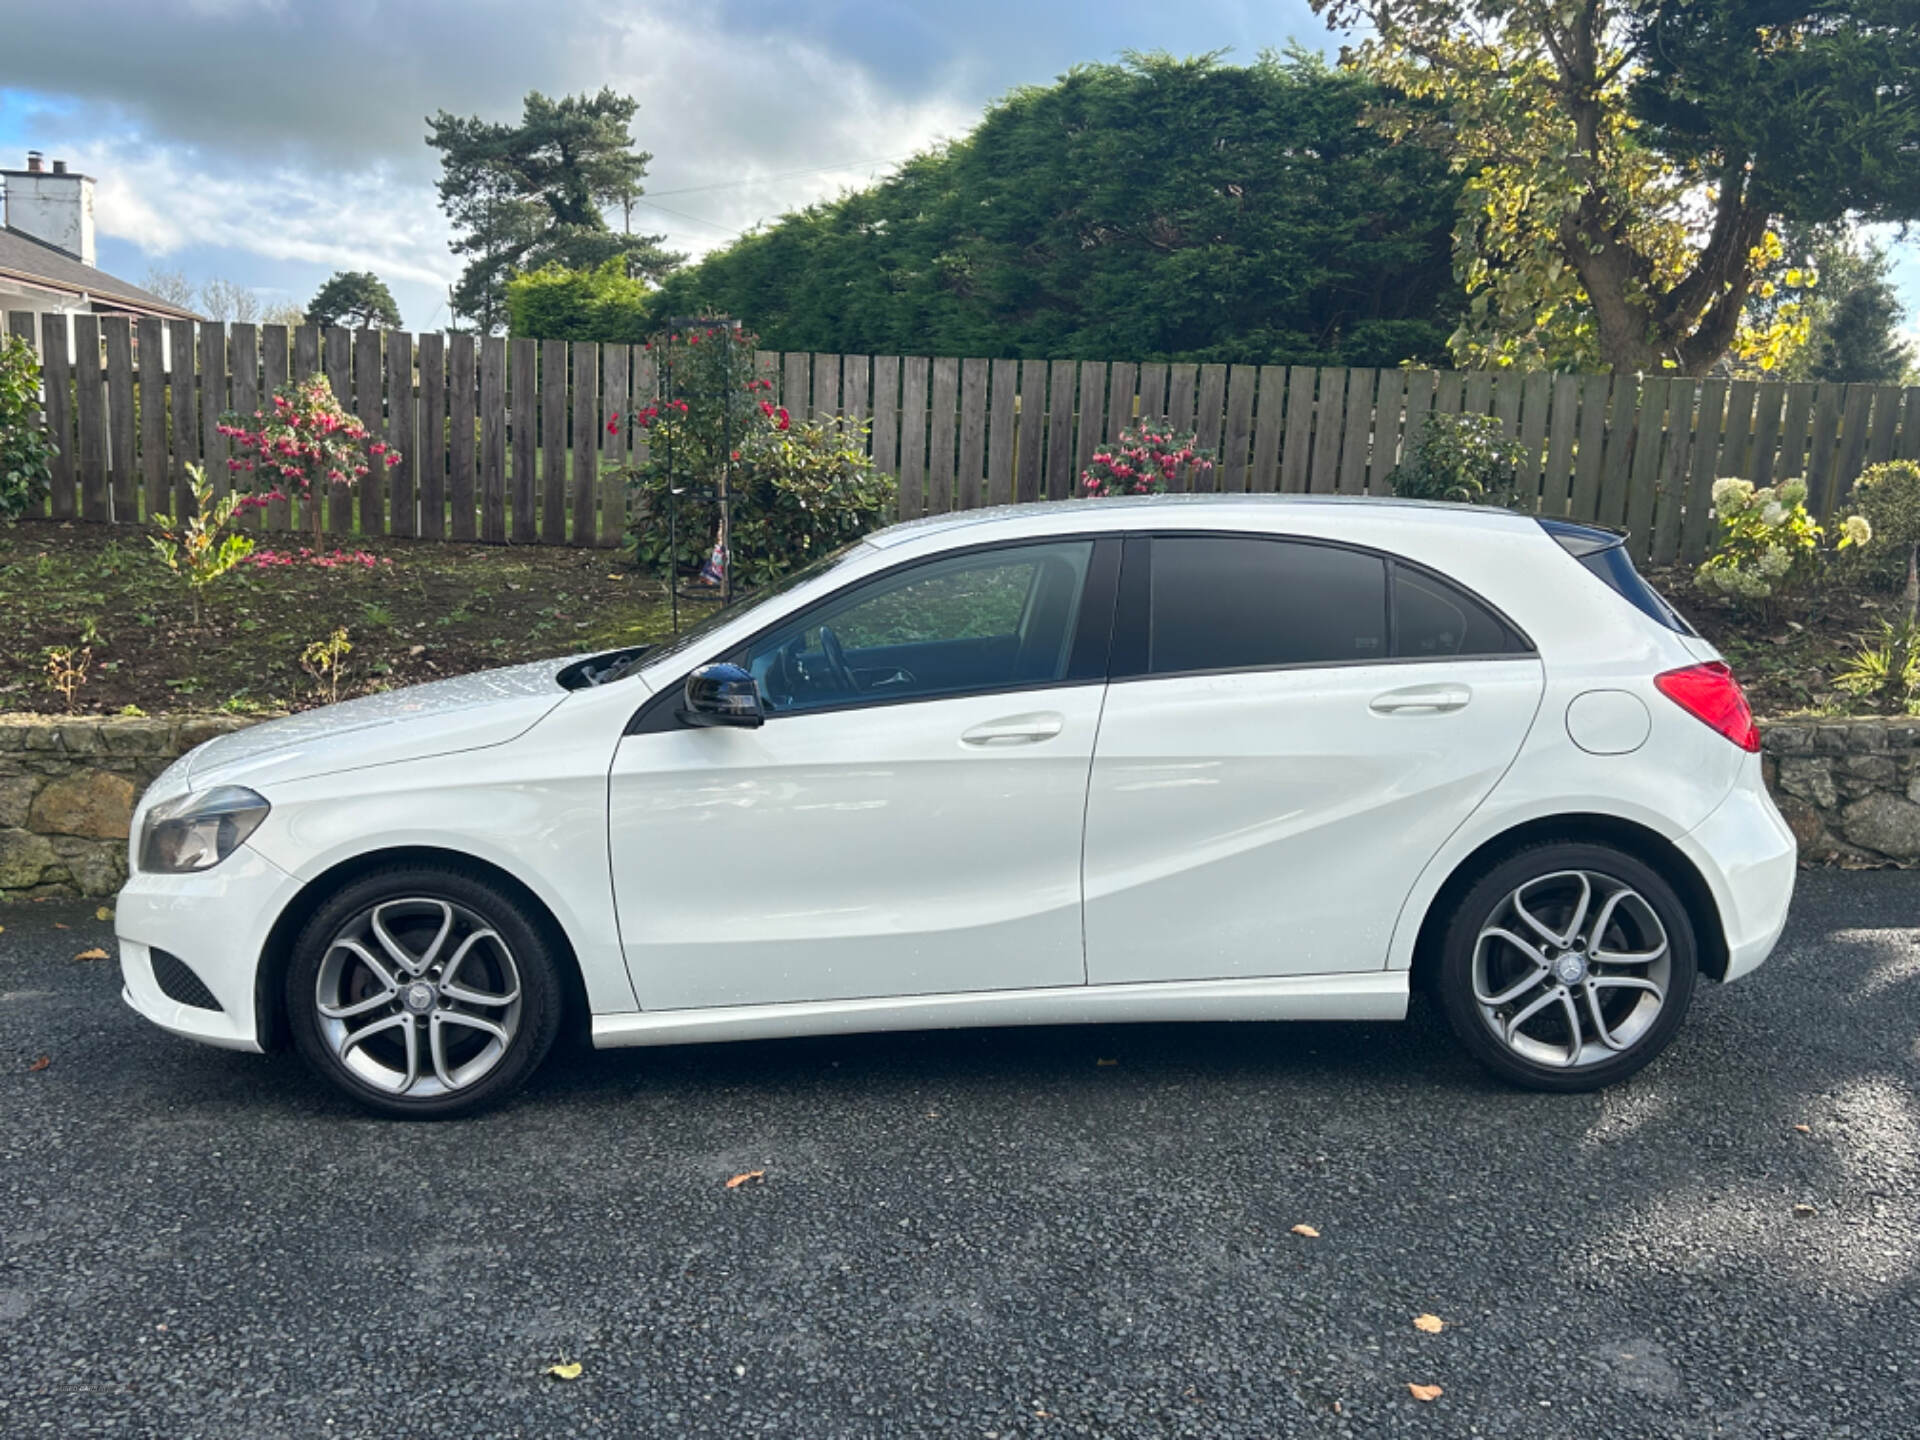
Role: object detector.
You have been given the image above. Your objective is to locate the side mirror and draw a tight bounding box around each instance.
[679,663,765,728]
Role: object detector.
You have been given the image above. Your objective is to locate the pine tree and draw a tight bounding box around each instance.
[428,89,682,332]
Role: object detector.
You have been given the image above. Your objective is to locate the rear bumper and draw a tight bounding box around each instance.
[1677,762,1797,983]
[115,845,304,1052]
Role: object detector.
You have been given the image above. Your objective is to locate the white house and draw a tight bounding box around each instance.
[1,150,199,328]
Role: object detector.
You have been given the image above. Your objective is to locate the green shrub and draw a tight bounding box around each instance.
[616,323,893,587]
[1,335,56,522]
[1848,460,1920,620]
[1695,476,1869,611]
[507,260,651,343]
[629,416,893,588]
[149,464,256,626]
[1388,412,1529,507]
[1835,618,1920,711]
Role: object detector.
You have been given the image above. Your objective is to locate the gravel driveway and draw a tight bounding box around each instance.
[1,871,1915,1438]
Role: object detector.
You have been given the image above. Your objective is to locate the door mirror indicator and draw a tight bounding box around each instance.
[680,664,765,728]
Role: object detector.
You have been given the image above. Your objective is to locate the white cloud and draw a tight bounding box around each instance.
[7,0,972,309]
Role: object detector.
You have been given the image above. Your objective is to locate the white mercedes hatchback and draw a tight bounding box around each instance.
[117,496,1795,1117]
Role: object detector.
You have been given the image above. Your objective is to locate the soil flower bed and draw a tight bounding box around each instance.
[3,520,705,716]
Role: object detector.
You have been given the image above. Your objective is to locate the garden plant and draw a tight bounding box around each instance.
[1388,412,1531,507]
[614,323,893,588]
[1080,425,1214,496]
[218,376,401,547]
[1835,461,1920,708]
[149,464,258,626]
[1,334,55,523]
[1695,477,1869,617]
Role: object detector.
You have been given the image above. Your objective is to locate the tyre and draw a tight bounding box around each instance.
[1434,841,1698,1092]
[286,865,564,1119]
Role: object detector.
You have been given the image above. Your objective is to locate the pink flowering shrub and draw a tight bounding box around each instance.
[218,377,401,545]
[1080,424,1214,497]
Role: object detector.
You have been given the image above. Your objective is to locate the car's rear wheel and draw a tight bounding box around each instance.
[1435,841,1698,1092]
[286,866,563,1119]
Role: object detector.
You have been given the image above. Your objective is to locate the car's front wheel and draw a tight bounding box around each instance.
[1435,841,1698,1092]
[286,866,564,1118]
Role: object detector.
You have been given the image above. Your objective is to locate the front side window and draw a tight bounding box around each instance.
[743,541,1095,713]
[1147,536,1388,674]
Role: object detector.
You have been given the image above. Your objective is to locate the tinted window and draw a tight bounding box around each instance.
[1148,536,1387,673]
[745,541,1094,713]
[1393,566,1526,658]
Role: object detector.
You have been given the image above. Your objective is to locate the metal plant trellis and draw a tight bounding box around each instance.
[654,315,745,634]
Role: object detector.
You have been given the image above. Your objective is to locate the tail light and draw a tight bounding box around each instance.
[1654,662,1760,752]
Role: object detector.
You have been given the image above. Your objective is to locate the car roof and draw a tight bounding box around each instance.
[863,493,1539,548]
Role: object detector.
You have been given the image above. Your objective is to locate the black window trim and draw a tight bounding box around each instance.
[626,533,1123,733]
[1106,528,1537,685]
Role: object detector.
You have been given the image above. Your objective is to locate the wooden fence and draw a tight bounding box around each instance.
[11,311,1920,565]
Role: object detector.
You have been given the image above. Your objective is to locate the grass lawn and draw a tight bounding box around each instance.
[2,519,718,716]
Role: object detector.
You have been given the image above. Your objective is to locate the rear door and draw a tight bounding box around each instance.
[1082,533,1544,984]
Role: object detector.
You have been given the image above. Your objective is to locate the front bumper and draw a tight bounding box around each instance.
[1677,761,1797,983]
[116,844,304,1052]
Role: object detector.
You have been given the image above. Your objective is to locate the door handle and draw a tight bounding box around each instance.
[961,712,1065,746]
[1369,684,1471,714]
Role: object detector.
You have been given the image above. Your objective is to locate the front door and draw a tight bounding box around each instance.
[610,537,1117,1011]
[1083,533,1544,984]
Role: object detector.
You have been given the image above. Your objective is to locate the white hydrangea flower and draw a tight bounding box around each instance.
[1758,546,1792,578]
[1844,514,1872,546]
[1778,479,1809,508]
[1761,502,1786,527]
[1711,478,1753,509]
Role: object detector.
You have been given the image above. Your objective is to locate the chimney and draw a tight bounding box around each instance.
[4,150,96,266]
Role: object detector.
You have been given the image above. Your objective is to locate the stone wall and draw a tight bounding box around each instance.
[4,711,1920,900]
[1759,717,1920,866]
[0,714,255,899]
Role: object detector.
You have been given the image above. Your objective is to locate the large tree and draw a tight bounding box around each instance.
[427,89,682,332]
[1312,0,1920,374]
[305,271,403,330]
[641,51,1465,367]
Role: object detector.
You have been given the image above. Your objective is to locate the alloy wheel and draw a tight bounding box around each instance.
[314,897,523,1098]
[1470,869,1671,1069]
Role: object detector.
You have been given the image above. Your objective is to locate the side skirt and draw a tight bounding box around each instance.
[590,972,1408,1049]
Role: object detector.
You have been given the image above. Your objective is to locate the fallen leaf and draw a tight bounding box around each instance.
[95,906,113,922]
[1792,1202,1818,1219]
[1408,1383,1443,1402]
[1413,1313,1445,1334]
[27,1056,50,1073]
[545,1361,583,1381]
[52,922,67,930]
[724,1169,765,1190]
[1290,1224,1320,1239]
[1792,1124,1811,1135]
[1095,1058,1119,1067]
[74,948,109,962]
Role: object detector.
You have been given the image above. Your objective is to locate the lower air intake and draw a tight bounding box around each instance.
[151,948,222,1012]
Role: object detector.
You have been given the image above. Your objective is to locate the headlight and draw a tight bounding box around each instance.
[138,787,271,874]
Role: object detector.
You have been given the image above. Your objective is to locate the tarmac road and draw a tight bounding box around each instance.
[0,869,1914,1438]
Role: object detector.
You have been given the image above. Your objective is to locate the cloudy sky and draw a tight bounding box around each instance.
[1,0,1913,349]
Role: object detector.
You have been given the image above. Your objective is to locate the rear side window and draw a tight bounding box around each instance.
[1393,566,1529,658]
[1147,536,1387,673]
[1539,517,1697,635]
